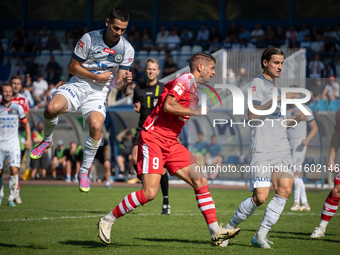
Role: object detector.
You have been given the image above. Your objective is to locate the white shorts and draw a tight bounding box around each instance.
[53,78,109,131]
[290,141,307,172]
[249,149,294,191]
[0,146,21,169]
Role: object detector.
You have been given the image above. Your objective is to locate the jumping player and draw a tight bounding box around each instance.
[30,7,134,192]
[310,108,340,238]
[97,53,240,245]
[132,58,170,214]
[287,85,318,212]
[220,47,307,249]
[0,83,30,206]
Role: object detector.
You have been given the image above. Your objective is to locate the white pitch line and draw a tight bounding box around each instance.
[1,212,337,222]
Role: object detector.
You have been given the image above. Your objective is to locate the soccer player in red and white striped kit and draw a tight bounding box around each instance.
[311,108,340,238]
[97,53,240,245]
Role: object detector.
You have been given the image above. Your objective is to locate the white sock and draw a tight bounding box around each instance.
[300,178,308,205]
[259,194,287,234]
[44,116,58,143]
[229,196,258,228]
[16,181,20,196]
[0,176,4,198]
[80,136,101,174]
[293,176,300,203]
[9,175,19,201]
[319,219,329,229]
[104,211,116,224]
[66,174,71,178]
[208,222,220,236]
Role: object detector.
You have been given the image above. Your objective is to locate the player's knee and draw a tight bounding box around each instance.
[253,193,268,206]
[277,186,292,199]
[191,177,207,189]
[45,101,60,116]
[89,120,102,134]
[143,188,158,201]
[332,184,340,197]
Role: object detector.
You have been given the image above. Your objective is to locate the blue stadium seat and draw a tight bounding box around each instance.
[307,101,316,111]
[226,155,240,164]
[303,156,314,165]
[328,99,340,111]
[315,99,328,111]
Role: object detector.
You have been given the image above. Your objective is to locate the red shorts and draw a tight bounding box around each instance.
[335,172,340,185]
[137,130,197,178]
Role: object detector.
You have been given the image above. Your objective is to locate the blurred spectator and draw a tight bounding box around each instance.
[300,35,312,51]
[9,34,23,65]
[47,32,61,51]
[309,78,325,102]
[322,76,339,101]
[238,26,250,41]
[286,25,298,41]
[226,22,239,40]
[231,38,242,50]
[289,37,300,49]
[323,24,335,39]
[192,132,208,169]
[32,72,48,98]
[0,43,4,64]
[65,141,83,182]
[274,25,286,44]
[31,122,50,180]
[50,139,68,180]
[125,81,136,97]
[236,67,247,86]
[45,55,62,84]
[180,26,193,44]
[308,53,325,78]
[209,38,221,53]
[89,132,111,187]
[40,24,50,36]
[323,63,335,78]
[334,24,340,40]
[227,68,236,85]
[131,60,144,84]
[82,26,89,35]
[22,74,34,102]
[172,24,180,36]
[196,24,209,43]
[223,36,232,49]
[116,129,134,177]
[209,26,222,42]
[44,82,57,103]
[264,25,275,42]
[71,26,82,46]
[205,135,223,179]
[25,56,40,79]
[335,55,340,76]
[297,23,310,42]
[141,33,153,51]
[166,29,181,50]
[61,31,74,51]
[38,28,50,51]
[55,75,67,88]
[250,23,264,42]
[241,38,256,49]
[127,24,139,43]
[155,25,169,51]
[162,52,177,77]
[24,28,39,53]
[310,25,319,41]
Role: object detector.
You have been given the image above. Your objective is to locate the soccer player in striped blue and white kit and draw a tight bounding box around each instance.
[220,47,307,249]
[30,7,134,192]
[0,83,30,206]
[286,85,318,212]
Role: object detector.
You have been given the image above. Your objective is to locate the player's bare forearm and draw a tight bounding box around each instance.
[115,79,127,91]
[164,95,191,116]
[68,58,99,81]
[329,131,340,162]
[248,100,275,120]
[115,69,133,91]
[305,120,318,142]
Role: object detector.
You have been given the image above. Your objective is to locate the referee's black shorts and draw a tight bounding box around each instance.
[133,128,143,147]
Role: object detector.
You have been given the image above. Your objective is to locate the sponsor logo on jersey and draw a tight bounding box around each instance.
[104,48,116,55]
[252,86,256,91]
[78,40,84,48]
[115,54,123,63]
[3,108,11,111]
[173,82,186,96]
[128,58,133,62]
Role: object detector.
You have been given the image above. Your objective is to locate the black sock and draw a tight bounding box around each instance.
[133,164,137,173]
[160,172,169,205]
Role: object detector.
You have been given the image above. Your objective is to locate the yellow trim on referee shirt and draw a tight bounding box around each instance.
[147,96,151,108]
[155,85,160,96]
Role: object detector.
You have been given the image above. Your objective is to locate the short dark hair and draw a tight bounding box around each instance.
[289,84,300,88]
[109,7,129,23]
[261,47,284,69]
[0,82,12,94]
[10,76,21,83]
[189,53,216,71]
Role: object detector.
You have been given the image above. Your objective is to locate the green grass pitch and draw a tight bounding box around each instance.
[0,184,339,254]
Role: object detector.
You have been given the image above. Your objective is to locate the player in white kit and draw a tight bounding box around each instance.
[30,7,134,192]
[220,47,307,249]
[286,85,318,212]
[0,83,30,206]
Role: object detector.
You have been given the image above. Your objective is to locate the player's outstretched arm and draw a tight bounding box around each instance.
[24,120,31,149]
[115,69,133,91]
[302,120,318,146]
[328,130,340,172]
[68,58,112,83]
[163,95,208,116]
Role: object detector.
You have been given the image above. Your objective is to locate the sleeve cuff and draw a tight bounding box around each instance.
[72,53,86,63]
[252,100,261,106]
[119,66,130,70]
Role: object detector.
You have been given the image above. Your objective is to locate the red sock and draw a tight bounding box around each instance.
[195,185,217,225]
[321,191,340,221]
[112,190,148,219]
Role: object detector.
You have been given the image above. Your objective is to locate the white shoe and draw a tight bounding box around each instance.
[290,202,300,211]
[14,195,22,204]
[300,204,311,211]
[211,224,240,246]
[251,233,273,249]
[310,226,325,238]
[98,217,113,244]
